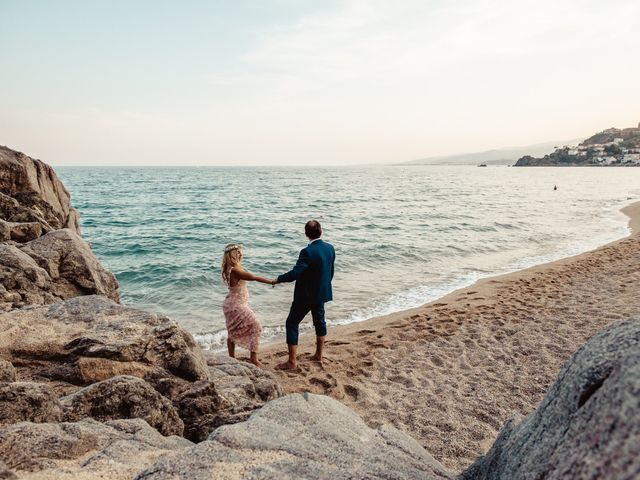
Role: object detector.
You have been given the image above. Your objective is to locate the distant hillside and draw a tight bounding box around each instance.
[514,122,640,167]
[405,140,581,166]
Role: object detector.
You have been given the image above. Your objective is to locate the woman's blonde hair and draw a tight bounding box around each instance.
[221,243,243,285]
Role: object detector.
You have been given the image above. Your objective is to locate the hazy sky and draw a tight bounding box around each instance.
[1,0,639,166]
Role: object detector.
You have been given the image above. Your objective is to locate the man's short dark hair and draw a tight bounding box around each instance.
[305,220,322,239]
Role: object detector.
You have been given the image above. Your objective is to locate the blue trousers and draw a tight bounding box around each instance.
[285,301,326,345]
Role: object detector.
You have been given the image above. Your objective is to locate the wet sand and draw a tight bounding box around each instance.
[256,202,640,471]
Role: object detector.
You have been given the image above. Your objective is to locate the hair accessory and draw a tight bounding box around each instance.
[224,244,242,253]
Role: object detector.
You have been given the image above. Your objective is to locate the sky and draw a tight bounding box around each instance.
[1,0,639,166]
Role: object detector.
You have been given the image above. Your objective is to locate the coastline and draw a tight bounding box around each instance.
[259,201,640,470]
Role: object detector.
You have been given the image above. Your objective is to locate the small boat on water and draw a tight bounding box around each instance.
[478,163,487,167]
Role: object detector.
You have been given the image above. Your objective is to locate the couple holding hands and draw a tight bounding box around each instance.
[221,220,335,370]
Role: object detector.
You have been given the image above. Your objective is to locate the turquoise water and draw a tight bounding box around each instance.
[56,166,640,349]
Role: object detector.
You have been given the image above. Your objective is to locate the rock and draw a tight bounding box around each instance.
[0,145,80,234]
[206,353,282,404]
[135,393,453,480]
[18,228,120,303]
[0,360,16,382]
[0,382,63,424]
[0,219,42,243]
[0,418,192,478]
[0,295,209,386]
[462,317,640,480]
[60,376,184,436]
[1,145,120,311]
[0,243,54,308]
[170,355,284,442]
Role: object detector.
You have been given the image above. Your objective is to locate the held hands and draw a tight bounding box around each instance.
[271,278,278,288]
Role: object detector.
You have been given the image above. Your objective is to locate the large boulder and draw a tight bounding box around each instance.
[462,317,640,480]
[0,145,120,310]
[0,295,209,386]
[19,228,119,303]
[0,418,191,479]
[135,393,453,480]
[0,230,119,310]
[60,376,184,436]
[157,355,284,442]
[0,382,63,424]
[0,145,79,233]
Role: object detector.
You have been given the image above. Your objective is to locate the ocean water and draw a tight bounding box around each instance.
[56,166,640,349]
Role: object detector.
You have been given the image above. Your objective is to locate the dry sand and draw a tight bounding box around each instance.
[257,202,640,471]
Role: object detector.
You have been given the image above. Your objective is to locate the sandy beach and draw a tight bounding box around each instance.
[258,202,640,471]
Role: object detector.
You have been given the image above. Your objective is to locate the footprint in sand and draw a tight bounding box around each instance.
[309,376,336,390]
[357,329,376,335]
[343,384,360,400]
[327,340,351,346]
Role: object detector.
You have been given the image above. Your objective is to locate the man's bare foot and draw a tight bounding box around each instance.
[276,360,298,371]
[310,354,323,363]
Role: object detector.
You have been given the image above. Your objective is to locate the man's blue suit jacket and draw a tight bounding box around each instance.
[277,239,335,304]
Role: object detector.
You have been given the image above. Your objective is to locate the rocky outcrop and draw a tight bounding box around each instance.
[0,382,63,424]
[0,295,209,387]
[0,145,120,310]
[135,393,453,480]
[463,317,640,480]
[60,376,184,436]
[0,418,192,478]
[0,229,119,310]
[0,145,79,233]
[19,229,119,302]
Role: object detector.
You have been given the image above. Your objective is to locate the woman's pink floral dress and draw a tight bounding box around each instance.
[222,268,262,352]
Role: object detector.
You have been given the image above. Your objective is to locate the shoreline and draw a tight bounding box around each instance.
[245,200,636,352]
[258,201,640,470]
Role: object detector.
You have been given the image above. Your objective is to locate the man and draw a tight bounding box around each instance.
[274,220,335,370]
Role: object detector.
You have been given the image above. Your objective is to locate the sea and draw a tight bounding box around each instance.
[56,165,640,350]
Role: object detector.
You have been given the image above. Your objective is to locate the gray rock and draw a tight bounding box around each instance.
[462,317,640,480]
[135,393,453,480]
[169,355,284,442]
[60,375,184,436]
[0,145,80,234]
[0,382,63,424]
[0,418,192,478]
[19,228,120,303]
[0,296,209,386]
[0,219,42,243]
[0,360,16,382]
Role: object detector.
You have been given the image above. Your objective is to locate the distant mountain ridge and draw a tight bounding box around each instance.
[404,139,582,166]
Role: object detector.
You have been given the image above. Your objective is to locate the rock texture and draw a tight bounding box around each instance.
[0,360,16,382]
[0,418,192,479]
[0,295,209,387]
[0,145,79,233]
[60,376,184,436]
[0,145,119,310]
[168,354,284,442]
[0,382,63,424]
[135,393,453,480]
[463,317,640,480]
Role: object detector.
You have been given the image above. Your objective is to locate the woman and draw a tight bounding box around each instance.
[221,243,274,367]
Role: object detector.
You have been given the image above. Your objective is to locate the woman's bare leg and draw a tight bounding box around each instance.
[250,351,263,368]
[227,338,235,358]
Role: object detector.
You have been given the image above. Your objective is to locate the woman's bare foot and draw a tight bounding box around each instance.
[250,352,262,368]
[276,360,298,371]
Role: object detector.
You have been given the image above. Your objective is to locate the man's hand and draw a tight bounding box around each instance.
[271,278,278,288]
